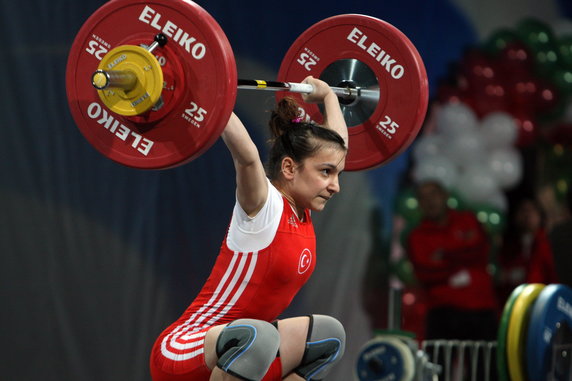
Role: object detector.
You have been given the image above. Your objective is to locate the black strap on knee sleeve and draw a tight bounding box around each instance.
[294,315,346,380]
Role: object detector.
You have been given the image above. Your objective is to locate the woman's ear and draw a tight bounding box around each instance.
[281,157,297,180]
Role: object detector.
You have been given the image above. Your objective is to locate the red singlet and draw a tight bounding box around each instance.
[150,182,316,380]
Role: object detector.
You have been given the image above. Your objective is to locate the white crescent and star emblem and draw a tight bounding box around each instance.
[298,248,312,274]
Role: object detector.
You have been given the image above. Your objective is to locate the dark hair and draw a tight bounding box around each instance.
[266,97,346,180]
[415,180,449,197]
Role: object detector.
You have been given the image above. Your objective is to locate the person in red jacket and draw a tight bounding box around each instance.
[150,76,348,381]
[407,181,498,341]
[497,197,558,303]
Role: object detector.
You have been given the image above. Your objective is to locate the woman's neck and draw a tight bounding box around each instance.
[272,181,304,221]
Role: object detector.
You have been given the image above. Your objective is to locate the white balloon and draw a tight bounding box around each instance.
[444,130,487,167]
[412,155,459,190]
[412,134,444,163]
[488,190,508,212]
[436,102,479,138]
[455,165,499,204]
[480,112,518,150]
[487,148,523,190]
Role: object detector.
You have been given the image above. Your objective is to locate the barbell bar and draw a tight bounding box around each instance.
[91,72,378,105]
[91,36,380,108]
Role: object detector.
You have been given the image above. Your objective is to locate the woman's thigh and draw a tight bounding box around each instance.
[275,316,310,376]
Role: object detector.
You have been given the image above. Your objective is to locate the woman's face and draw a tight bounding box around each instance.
[290,146,346,212]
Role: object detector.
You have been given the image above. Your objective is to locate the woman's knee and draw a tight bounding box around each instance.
[293,314,346,380]
[212,319,280,380]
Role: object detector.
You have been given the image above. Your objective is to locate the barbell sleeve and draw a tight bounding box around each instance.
[92,69,138,91]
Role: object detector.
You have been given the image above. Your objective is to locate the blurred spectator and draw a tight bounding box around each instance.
[497,197,558,303]
[407,181,497,341]
[549,187,572,288]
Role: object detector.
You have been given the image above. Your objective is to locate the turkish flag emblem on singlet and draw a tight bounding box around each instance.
[298,248,313,274]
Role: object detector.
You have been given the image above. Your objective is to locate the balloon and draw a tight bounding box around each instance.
[471,203,507,235]
[412,134,444,163]
[516,18,556,53]
[534,46,561,79]
[471,80,510,117]
[455,165,499,204]
[486,148,523,189]
[512,110,539,147]
[412,155,459,190]
[497,41,535,81]
[394,187,422,226]
[551,68,572,96]
[484,28,520,55]
[444,130,487,167]
[436,102,479,138]
[535,80,560,114]
[480,112,518,149]
[488,190,509,212]
[557,35,572,69]
[446,190,468,210]
[459,50,500,94]
[391,257,416,286]
[506,76,539,110]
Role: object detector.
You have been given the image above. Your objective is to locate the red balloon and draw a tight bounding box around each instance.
[512,110,540,147]
[535,80,560,114]
[507,76,539,110]
[471,80,510,117]
[506,76,560,115]
[459,49,500,94]
[498,41,535,81]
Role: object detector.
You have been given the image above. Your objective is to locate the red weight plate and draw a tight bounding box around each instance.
[277,14,428,171]
[66,0,237,169]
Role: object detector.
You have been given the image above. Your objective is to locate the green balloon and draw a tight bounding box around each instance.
[557,35,572,69]
[534,46,562,79]
[516,18,556,53]
[394,187,422,226]
[447,190,467,211]
[484,28,519,55]
[470,204,507,235]
[391,257,417,286]
[551,67,572,96]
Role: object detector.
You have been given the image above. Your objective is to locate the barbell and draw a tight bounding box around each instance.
[66,0,429,170]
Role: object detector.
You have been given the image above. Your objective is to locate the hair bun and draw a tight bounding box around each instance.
[268,97,302,138]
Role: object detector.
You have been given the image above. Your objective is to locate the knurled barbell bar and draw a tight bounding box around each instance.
[66,0,428,170]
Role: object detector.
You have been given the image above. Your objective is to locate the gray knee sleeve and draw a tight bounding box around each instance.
[294,314,346,380]
[216,319,280,381]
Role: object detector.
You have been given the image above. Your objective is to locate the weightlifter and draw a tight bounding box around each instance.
[149,76,347,381]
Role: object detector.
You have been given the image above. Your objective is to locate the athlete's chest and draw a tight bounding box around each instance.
[260,215,316,285]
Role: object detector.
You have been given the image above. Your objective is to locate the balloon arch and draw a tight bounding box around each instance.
[391,17,572,340]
